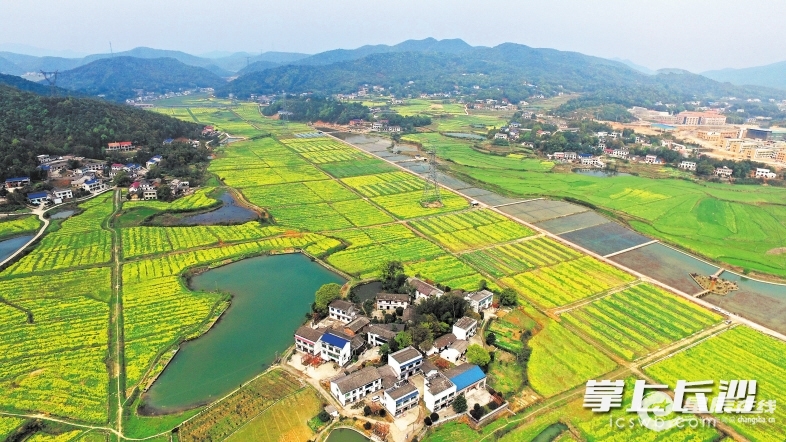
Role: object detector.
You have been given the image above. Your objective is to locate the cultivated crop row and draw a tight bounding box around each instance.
[241,180,356,208]
[462,237,582,277]
[178,369,302,442]
[502,256,636,308]
[318,158,397,178]
[371,191,469,219]
[646,326,786,441]
[563,284,722,360]
[0,215,41,239]
[341,171,424,197]
[0,268,112,423]
[410,209,534,252]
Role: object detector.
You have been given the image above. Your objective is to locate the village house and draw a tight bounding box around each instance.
[465,290,493,312]
[429,332,457,355]
[83,179,108,193]
[494,133,508,140]
[408,277,444,302]
[644,154,659,164]
[294,326,324,355]
[424,372,457,412]
[328,299,359,323]
[146,155,163,169]
[330,366,384,406]
[52,188,73,203]
[388,346,423,380]
[319,331,352,366]
[679,161,697,171]
[26,191,50,205]
[609,148,629,159]
[5,177,31,189]
[343,317,370,336]
[715,166,733,177]
[440,340,469,364]
[371,122,384,131]
[383,380,420,417]
[366,323,405,347]
[563,152,577,160]
[452,317,478,340]
[387,126,402,133]
[143,189,158,200]
[755,168,777,179]
[376,293,410,311]
[106,141,135,152]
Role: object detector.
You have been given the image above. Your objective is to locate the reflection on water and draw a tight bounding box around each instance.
[49,210,75,219]
[0,235,34,262]
[176,192,258,225]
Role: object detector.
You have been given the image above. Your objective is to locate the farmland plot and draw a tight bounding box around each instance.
[372,191,469,219]
[241,180,356,208]
[462,237,581,277]
[410,209,534,252]
[0,215,41,239]
[178,369,301,442]
[331,199,394,227]
[0,268,111,423]
[4,194,113,275]
[341,171,425,197]
[269,203,354,231]
[563,284,721,360]
[502,257,636,309]
[124,187,219,212]
[646,326,786,441]
[318,158,397,178]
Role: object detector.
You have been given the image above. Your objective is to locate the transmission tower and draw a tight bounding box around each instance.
[421,149,442,205]
[40,71,59,97]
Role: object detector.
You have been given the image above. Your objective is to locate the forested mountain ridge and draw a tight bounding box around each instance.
[221,43,786,116]
[703,61,786,91]
[0,84,200,180]
[55,57,225,101]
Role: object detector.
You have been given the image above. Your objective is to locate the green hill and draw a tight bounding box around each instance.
[703,61,786,91]
[0,84,200,180]
[56,56,225,101]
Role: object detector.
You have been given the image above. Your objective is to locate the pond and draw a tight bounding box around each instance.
[0,235,34,263]
[704,272,786,335]
[444,132,485,140]
[351,281,382,303]
[531,422,569,442]
[573,169,631,178]
[176,192,258,225]
[326,428,370,442]
[49,210,76,220]
[142,253,345,413]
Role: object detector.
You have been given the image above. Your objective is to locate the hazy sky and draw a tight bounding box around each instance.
[2,0,785,72]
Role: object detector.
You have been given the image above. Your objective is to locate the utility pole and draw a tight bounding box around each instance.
[40,71,59,97]
[109,41,114,57]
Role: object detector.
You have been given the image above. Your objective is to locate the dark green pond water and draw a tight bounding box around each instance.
[531,422,569,442]
[142,254,345,413]
[326,428,370,442]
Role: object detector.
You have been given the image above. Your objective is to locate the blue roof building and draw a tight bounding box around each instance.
[163,138,174,144]
[27,191,50,204]
[320,332,349,349]
[5,177,30,183]
[318,332,352,366]
[445,363,486,392]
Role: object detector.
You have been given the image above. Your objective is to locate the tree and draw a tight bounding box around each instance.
[314,283,342,313]
[466,344,491,367]
[424,417,432,426]
[395,331,413,349]
[156,184,173,202]
[113,171,132,187]
[486,332,497,346]
[499,288,518,307]
[363,405,372,416]
[363,421,372,430]
[379,260,406,292]
[317,410,331,422]
[452,394,468,413]
[395,306,404,316]
[430,412,439,422]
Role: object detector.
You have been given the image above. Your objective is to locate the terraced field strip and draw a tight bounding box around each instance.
[409,209,534,252]
[561,283,723,361]
[461,236,582,278]
[501,256,637,309]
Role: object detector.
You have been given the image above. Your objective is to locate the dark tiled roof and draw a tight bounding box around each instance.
[367,324,398,340]
[345,316,370,333]
[389,346,422,365]
[407,277,443,297]
[376,293,410,302]
[386,380,418,400]
[454,317,477,330]
[329,299,355,312]
[433,333,457,349]
[333,366,382,394]
[467,290,494,302]
[294,326,324,343]
[449,340,469,354]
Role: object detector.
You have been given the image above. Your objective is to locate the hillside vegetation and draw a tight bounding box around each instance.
[0,84,200,180]
[56,56,224,101]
